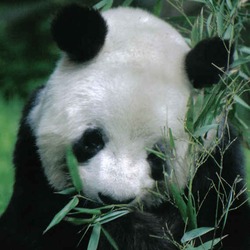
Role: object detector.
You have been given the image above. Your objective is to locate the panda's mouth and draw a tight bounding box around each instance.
[98,192,136,205]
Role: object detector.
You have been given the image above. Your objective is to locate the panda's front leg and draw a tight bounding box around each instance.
[97,210,182,250]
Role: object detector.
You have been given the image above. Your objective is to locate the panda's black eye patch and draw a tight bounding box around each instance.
[73,128,105,163]
[147,144,167,181]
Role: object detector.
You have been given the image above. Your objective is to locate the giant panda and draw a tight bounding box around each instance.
[0,4,249,250]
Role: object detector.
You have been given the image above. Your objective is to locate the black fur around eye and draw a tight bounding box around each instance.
[73,128,105,163]
[147,145,167,181]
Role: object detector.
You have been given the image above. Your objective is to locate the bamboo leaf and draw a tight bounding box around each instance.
[122,0,134,6]
[93,0,107,10]
[193,237,222,249]
[222,189,233,229]
[216,2,224,36]
[232,57,250,67]
[102,0,113,11]
[190,0,206,3]
[56,187,77,195]
[239,46,250,55]
[87,223,101,250]
[169,183,187,223]
[181,227,214,243]
[226,0,233,9]
[234,95,250,110]
[223,23,233,40]
[44,196,79,233]
[96,210,129,224]
[73,207,101,215]
[193,124,218,137]
[191,18,199,46]
[186,195,197,230]
[234,113,249,129]
[93,0,113,10]
[206,13,213,37]
[153,0,164,16]
[185,96,194,134]
[193,84,224,130]
[101,227,119,250]
[169,128,175,150]
[65,216,95,225]
[66,147,82,193]
[199,9,204,41]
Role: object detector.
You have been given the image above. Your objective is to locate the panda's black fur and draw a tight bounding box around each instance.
[0,4,249,250]
[51,5,108,62]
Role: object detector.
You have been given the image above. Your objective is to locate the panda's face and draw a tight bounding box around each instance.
[28,7,192,206]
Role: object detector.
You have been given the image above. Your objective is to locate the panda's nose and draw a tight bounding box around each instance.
[98,192,135,205]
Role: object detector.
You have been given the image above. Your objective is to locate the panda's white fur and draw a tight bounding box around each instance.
[28,7,191,203]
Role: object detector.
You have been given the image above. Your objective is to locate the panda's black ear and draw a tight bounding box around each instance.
[185,37,234,89]
[51,4,107,62]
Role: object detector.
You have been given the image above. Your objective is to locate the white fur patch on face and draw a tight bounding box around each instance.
[28,7,192,203]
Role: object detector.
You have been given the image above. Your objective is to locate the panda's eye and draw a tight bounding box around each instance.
[73,128,105,163]
[147,145,166,181]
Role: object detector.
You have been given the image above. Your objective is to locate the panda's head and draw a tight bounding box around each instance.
[28,4,233,206]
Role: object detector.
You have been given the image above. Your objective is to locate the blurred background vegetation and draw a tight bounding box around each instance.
[0,0,249,215]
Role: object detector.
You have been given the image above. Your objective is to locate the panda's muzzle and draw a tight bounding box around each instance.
[98,192,135,205]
